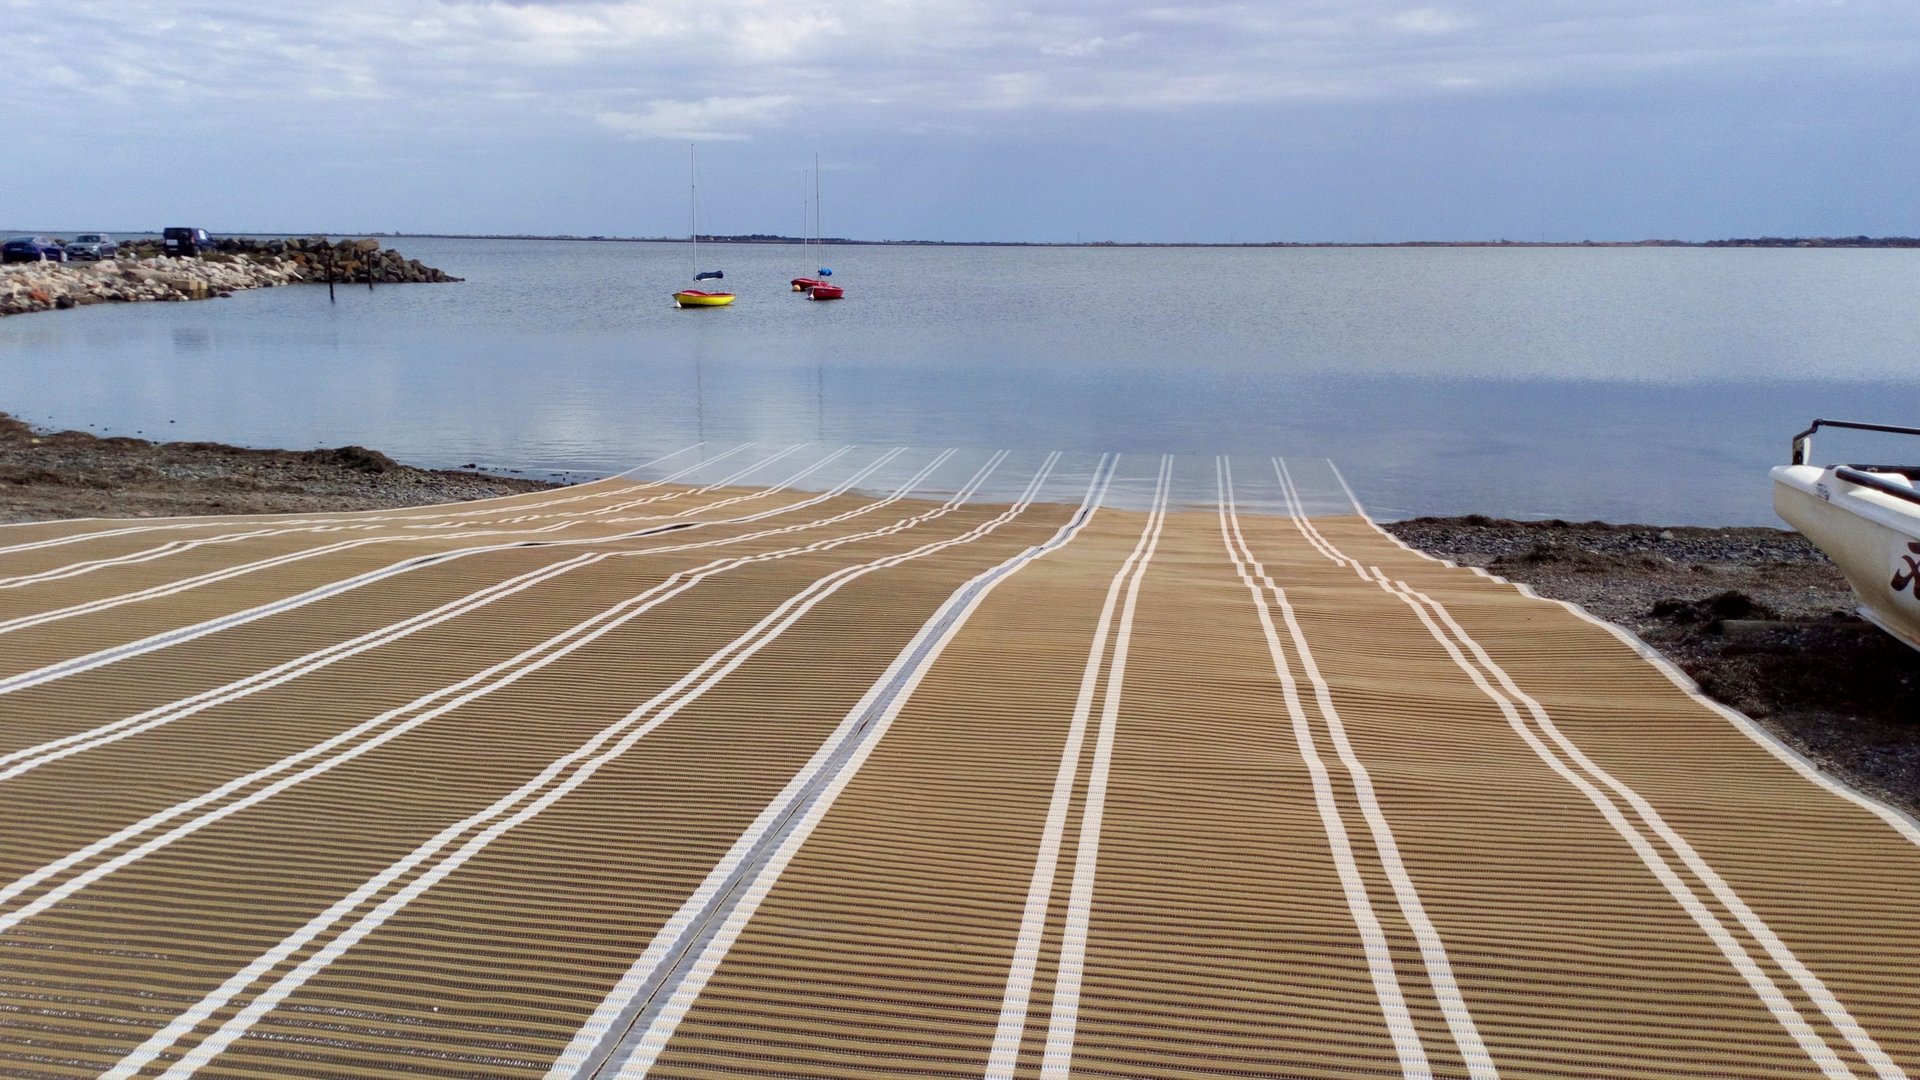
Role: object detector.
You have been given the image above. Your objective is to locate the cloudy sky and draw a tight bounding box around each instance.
[6,0,1917,242]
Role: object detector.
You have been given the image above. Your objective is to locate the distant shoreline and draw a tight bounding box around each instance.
[13,231,1919,250]
[322,233,1920,250]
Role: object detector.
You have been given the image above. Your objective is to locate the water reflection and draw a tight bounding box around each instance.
[2,240,1917,524]
[171,326,211,354]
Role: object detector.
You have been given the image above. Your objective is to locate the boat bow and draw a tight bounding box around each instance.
[1773,419,1920,650]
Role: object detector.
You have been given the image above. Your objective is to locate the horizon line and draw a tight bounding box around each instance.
[7,229,1918,250]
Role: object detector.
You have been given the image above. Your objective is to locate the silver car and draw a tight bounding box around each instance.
[64,233,120,261]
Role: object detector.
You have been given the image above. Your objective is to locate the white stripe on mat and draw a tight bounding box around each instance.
[1387,572,1903,1080]
[413,441,757,527]
[486,443,815,525]
[0,448,922,782]
[0,442,718,555]
[1322,458,1920,850]
[0,526,346,591]
[980,459,1161,1080]
[0,441,755,590]
[0,443,828,640]
[0,445,885,697]
[1277,458,1902,1080]
[1226,458,1495,1080]
[0,450,978,919]
[431,442,714,518]
[102,453,1069,1079]
[555,453,1100,1078]
[587,454,1109,1080]
[1031,455,1172,1080]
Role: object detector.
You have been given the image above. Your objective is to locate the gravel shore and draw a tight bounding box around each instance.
[0,412,558,520]
[1387,516,1920,817]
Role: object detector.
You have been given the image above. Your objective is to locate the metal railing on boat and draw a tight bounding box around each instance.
[1790,417,1920,466]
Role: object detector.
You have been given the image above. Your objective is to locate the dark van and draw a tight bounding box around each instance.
[162,227,212,256]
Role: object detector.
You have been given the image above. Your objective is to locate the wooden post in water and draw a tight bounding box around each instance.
[357,239,380,291]
[308,236,337,303]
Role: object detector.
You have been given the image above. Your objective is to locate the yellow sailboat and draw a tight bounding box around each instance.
[673,145,734,308]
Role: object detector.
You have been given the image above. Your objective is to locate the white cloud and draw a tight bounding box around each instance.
[596,95,797,140]
[1387,8,1471,34]
[4,0,1917,140]
[1041,34,1137,58]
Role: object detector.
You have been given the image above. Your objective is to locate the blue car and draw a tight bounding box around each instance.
[162,227,211,257]
[2,236,66,263]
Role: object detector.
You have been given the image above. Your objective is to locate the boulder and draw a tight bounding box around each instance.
[308,445,398,473]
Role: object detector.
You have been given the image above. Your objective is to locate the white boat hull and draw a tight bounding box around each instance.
[1772,463,1920,650]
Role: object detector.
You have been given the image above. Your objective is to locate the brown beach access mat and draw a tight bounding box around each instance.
[0,445,1914,1080]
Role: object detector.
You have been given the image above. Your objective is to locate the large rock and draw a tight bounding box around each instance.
[307,445,398,473]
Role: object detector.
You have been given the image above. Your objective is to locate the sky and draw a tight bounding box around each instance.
[4,0,1917,243]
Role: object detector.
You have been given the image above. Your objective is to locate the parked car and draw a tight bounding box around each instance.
[162,227,212,257]
[2,236,66,263]
[64,233,119,260]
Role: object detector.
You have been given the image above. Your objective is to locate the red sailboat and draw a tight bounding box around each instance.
[793,155,843,300]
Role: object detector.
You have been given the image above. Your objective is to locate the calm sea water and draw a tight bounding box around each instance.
[2,239,1917,524]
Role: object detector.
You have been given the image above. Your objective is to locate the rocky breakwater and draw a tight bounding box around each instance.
[0,238,460,318]
[0,257,300,316]
[212,237,463,286]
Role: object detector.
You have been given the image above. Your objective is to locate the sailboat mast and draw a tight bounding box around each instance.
[669,141,733,305]
[814,152,822,267]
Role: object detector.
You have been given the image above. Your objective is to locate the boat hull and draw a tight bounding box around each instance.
[807,284,844,300]
[673,290,735,308]
[791,277,824,292]
[1773,463,1920,650]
